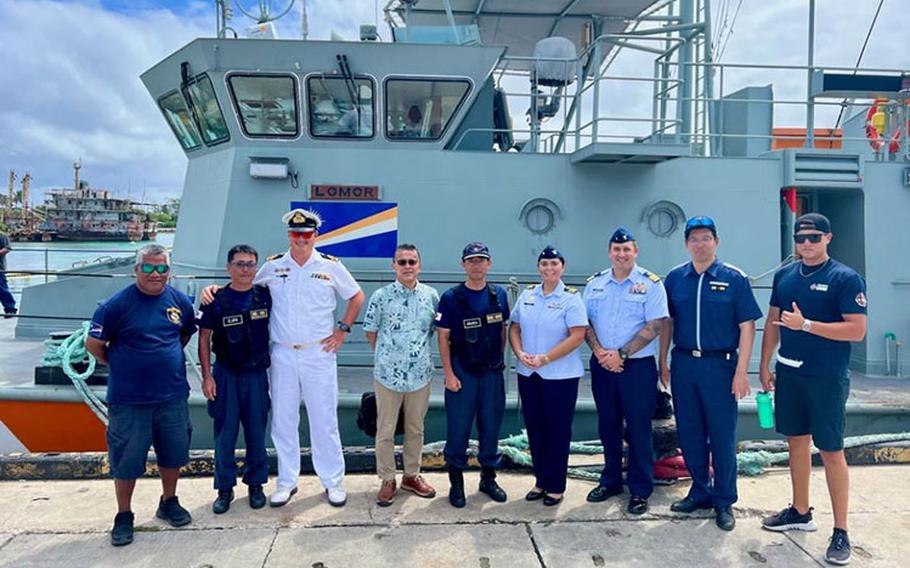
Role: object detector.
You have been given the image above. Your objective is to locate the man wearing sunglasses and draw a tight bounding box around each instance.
[759,213,867,566]
[362,244,440,506]
[197,244,271,514]
[203,208,364,508]
[659,216,762,531]
[85,244,197,546]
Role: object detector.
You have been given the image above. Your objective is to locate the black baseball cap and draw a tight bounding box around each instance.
[794,213,831,234]
[462,242,491,260]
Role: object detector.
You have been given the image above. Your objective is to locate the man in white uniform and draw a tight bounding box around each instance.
[203,208,364,507]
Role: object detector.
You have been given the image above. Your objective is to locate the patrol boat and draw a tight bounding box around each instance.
[2,0,910,453]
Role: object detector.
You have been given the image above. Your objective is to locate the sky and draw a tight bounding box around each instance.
[1,0,908,204]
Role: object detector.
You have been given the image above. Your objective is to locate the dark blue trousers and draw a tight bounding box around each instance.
[208,363,271,490]
[444,360,505,470]
[591,355,657,498]
[671,350,739,507]
[0,272,16,313]
[518,373,579,494]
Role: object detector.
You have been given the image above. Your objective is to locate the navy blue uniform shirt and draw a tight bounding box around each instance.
[90,285,196,405]
[769,259,866,378]
[664,259,762,351]
[199,286,254,329]
[436,284,510,350]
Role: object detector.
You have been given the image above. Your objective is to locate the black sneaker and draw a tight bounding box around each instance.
[825,528,851,565]
[156,495,192,527]
[110,511,134,546]
[761,505,817,532]
[212,489,233,515]
[249,485,266,510]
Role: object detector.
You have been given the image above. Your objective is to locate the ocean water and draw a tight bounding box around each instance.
[4,233,176,300]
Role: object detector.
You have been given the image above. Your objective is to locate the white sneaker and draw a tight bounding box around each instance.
[325,486,347,507]
[269,486,298,507]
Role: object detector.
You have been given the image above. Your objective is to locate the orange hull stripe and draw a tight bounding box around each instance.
[0,401,107,452]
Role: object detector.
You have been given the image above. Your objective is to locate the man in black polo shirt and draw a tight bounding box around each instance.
[759,213,867,566]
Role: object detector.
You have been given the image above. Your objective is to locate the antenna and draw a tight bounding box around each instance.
[302,0,308,39]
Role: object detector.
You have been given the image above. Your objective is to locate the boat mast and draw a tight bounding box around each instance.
[73,159,82,191]
[4,170,14,223]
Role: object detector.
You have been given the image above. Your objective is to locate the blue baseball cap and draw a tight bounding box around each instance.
[462,242,491,260]
[610,226,635,244]
[684,215,717,238]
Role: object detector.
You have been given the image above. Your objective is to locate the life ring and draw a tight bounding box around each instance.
[865,99,910,154]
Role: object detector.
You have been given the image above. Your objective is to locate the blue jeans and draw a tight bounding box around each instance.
[0,271,16,313]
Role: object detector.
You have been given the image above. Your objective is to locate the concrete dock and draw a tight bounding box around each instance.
[0,466,908,567]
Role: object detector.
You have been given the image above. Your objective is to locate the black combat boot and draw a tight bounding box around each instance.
[448,468,466,508]
[478,466,507,502]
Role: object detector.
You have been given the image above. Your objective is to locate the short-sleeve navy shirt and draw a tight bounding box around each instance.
[769,259,867,378]
[89,284,197,405]
[435,284,510,354]
[664,259,763,352]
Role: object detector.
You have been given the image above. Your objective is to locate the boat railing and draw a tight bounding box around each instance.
[486,33,910,159]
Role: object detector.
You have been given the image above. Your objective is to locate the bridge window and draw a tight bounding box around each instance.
[227,74,299,138]
[385,78,470,141]
[157,91,201,151]
[183,74,230,146]
[306,75,375,139]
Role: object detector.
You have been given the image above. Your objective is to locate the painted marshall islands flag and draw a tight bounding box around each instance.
[290,201,398,258]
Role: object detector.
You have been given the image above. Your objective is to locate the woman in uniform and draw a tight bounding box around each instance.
[508,246,587,505]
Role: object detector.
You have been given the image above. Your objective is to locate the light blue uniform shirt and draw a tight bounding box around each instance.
[362,280,440,392]
[583,264,669,359]
[511,281,588,379]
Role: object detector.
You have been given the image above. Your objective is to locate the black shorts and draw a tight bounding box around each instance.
[774,364,849,451]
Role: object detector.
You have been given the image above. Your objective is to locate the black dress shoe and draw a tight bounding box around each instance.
[627,495,649,515]
[525,489,545,502]
[715,507,736,531]
[670,496,714,514]
[212,489,234,514]
[543,494,563,507]
[586,485,622,503]
[248,485,266,510]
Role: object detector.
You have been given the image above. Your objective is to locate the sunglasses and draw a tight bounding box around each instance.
[794,233,823,244]
[231,261,257,269]
[139,263,170,274]
[395,258,419,266]
[288,230,316,238]
[685,215,716,231]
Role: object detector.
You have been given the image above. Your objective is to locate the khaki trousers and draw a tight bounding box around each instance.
[374,381,431,480]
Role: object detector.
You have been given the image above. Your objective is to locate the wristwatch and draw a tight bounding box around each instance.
[801,319,813,333]
[337,321,352,333]
[618,348,629,361]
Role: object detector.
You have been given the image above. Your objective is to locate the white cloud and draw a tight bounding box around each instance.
[1,0,908,205]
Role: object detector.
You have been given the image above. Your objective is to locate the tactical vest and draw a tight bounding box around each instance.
[449,283,506,374]
[211,285,271,371]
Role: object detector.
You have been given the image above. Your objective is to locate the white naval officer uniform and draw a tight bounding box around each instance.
[255,247,361,490]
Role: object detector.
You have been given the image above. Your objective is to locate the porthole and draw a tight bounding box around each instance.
[519,198,560,235]
[641,200,685,238]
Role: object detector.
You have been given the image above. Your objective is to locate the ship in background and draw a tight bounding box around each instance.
[2,0,909,452]
[3,161,158,242]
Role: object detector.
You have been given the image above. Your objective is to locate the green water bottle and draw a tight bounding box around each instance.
[756,391,775,429]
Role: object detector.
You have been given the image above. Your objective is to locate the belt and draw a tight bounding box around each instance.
[674,347,735,360]
[273,340,322,351]
[777,354,804,368]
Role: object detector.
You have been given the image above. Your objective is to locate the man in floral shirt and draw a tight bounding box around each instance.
[363,243,440,506]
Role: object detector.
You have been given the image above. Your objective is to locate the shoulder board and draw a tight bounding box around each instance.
[526,284,536,290]
[319,252,340,262]
[723,262,748,278]
[642,269,661,283]
[565,286,578,294]
[586,270,603,283]
[266,253,284,261]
